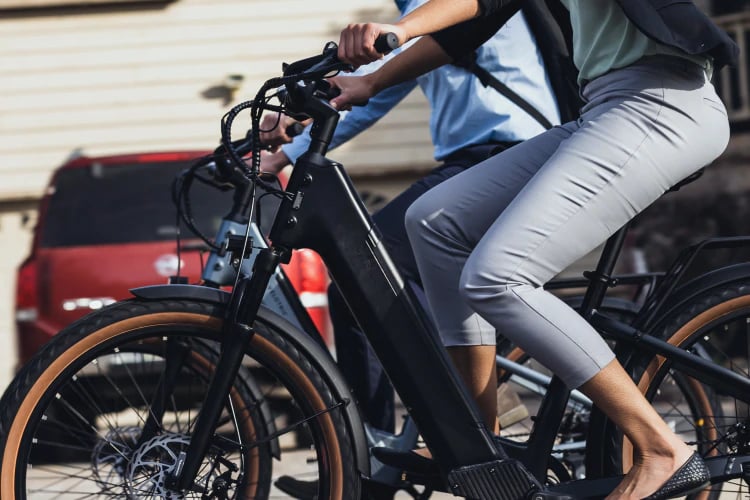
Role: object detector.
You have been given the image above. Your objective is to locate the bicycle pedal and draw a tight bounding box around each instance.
[447,458,542,500]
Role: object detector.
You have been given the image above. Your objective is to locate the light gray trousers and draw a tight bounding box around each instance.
[405,56,730,389]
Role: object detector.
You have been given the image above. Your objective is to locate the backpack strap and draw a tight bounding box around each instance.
[523,0,583,123]
[454,50,554,131]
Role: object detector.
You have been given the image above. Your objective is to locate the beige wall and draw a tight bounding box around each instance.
[0,0,434,201]
[0,203,36,392]
[0,0,436,393]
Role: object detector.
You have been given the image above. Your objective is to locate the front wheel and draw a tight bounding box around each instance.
[0,298,361,499]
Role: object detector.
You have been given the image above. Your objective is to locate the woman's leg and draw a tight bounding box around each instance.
[407,58,729,497]
[581,361,695,499]
[405,124,576,426]
[447,345,500,434]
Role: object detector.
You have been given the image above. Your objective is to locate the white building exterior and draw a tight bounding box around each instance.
[0,0,435,391]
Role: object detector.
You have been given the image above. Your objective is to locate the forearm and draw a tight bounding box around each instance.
[370,36,452,94]
[396,0,482,40]
[331,36,451,109]
[334,0,519,103]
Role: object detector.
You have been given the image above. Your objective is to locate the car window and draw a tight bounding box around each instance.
[40,160,279,247]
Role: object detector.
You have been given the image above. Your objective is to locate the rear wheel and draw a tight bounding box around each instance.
[589,281,750,499]
[0,298,360,499]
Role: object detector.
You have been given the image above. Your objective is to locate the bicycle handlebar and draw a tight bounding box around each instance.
[216,121,304,160]
[176,37,402,249]
[374,33,400,54]
[209,121,304,184]
[214,37,400,186]
[281,34,399,83]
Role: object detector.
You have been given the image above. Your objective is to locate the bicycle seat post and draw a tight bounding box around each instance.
[579,224,630,317]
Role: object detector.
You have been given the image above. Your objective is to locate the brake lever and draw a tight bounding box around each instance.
[312,79,341,100]
[282,42,352,82]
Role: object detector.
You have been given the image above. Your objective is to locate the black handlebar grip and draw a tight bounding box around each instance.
[286,121,305,137]
[374,33,400,54]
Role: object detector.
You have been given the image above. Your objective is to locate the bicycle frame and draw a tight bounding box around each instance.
[173,94,544,498]
[168,53,750,497]
[199,178,423,485]
[201,213,325,346]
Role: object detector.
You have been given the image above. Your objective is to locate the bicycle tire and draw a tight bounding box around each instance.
[587,280,750,499]
[0,298,360,499]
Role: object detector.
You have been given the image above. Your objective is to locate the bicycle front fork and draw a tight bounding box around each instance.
[169,247,284,492]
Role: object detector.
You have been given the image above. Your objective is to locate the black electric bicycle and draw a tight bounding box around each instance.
[1,43,749,499]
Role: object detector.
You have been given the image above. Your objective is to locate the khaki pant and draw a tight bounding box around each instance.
[405,56,729,389]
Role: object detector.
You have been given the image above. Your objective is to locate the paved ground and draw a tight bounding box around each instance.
[19,395,750,500]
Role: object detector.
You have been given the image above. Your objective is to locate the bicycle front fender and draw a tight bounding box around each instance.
[130,284,371,477]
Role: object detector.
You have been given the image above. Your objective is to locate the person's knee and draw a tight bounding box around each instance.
[405,191,459,245]
[404,196,431,243]
[458,259,518,310]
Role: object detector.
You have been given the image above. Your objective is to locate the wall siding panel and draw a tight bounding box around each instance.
[0,0,434,200]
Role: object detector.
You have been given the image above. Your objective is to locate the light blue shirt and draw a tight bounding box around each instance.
[282,0,560,163]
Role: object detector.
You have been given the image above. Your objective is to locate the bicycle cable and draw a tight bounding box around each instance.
[215,54,347,294]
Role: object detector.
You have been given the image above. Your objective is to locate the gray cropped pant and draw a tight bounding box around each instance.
[404,56,730,389]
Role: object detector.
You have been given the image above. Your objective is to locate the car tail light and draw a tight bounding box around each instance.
[291,249,331,345]
[16,258,38,323]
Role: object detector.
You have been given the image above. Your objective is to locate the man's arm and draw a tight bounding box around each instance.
[337,0,523,66]
[281,77,418,166]
[331,36,451,110]
[257,77,417,174]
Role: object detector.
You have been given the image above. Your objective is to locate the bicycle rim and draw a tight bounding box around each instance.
[0,299,359,499]
[601,283,750,499]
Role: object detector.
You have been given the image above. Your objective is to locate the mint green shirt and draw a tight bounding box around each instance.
[560,0,708,83]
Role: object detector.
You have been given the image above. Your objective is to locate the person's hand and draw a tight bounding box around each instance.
[259,113,302,152]
[258,149,292,175]
[328,74,377,111]
[337,22,407,67]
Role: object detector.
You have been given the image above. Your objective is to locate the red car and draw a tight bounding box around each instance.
[14,151,330,366]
